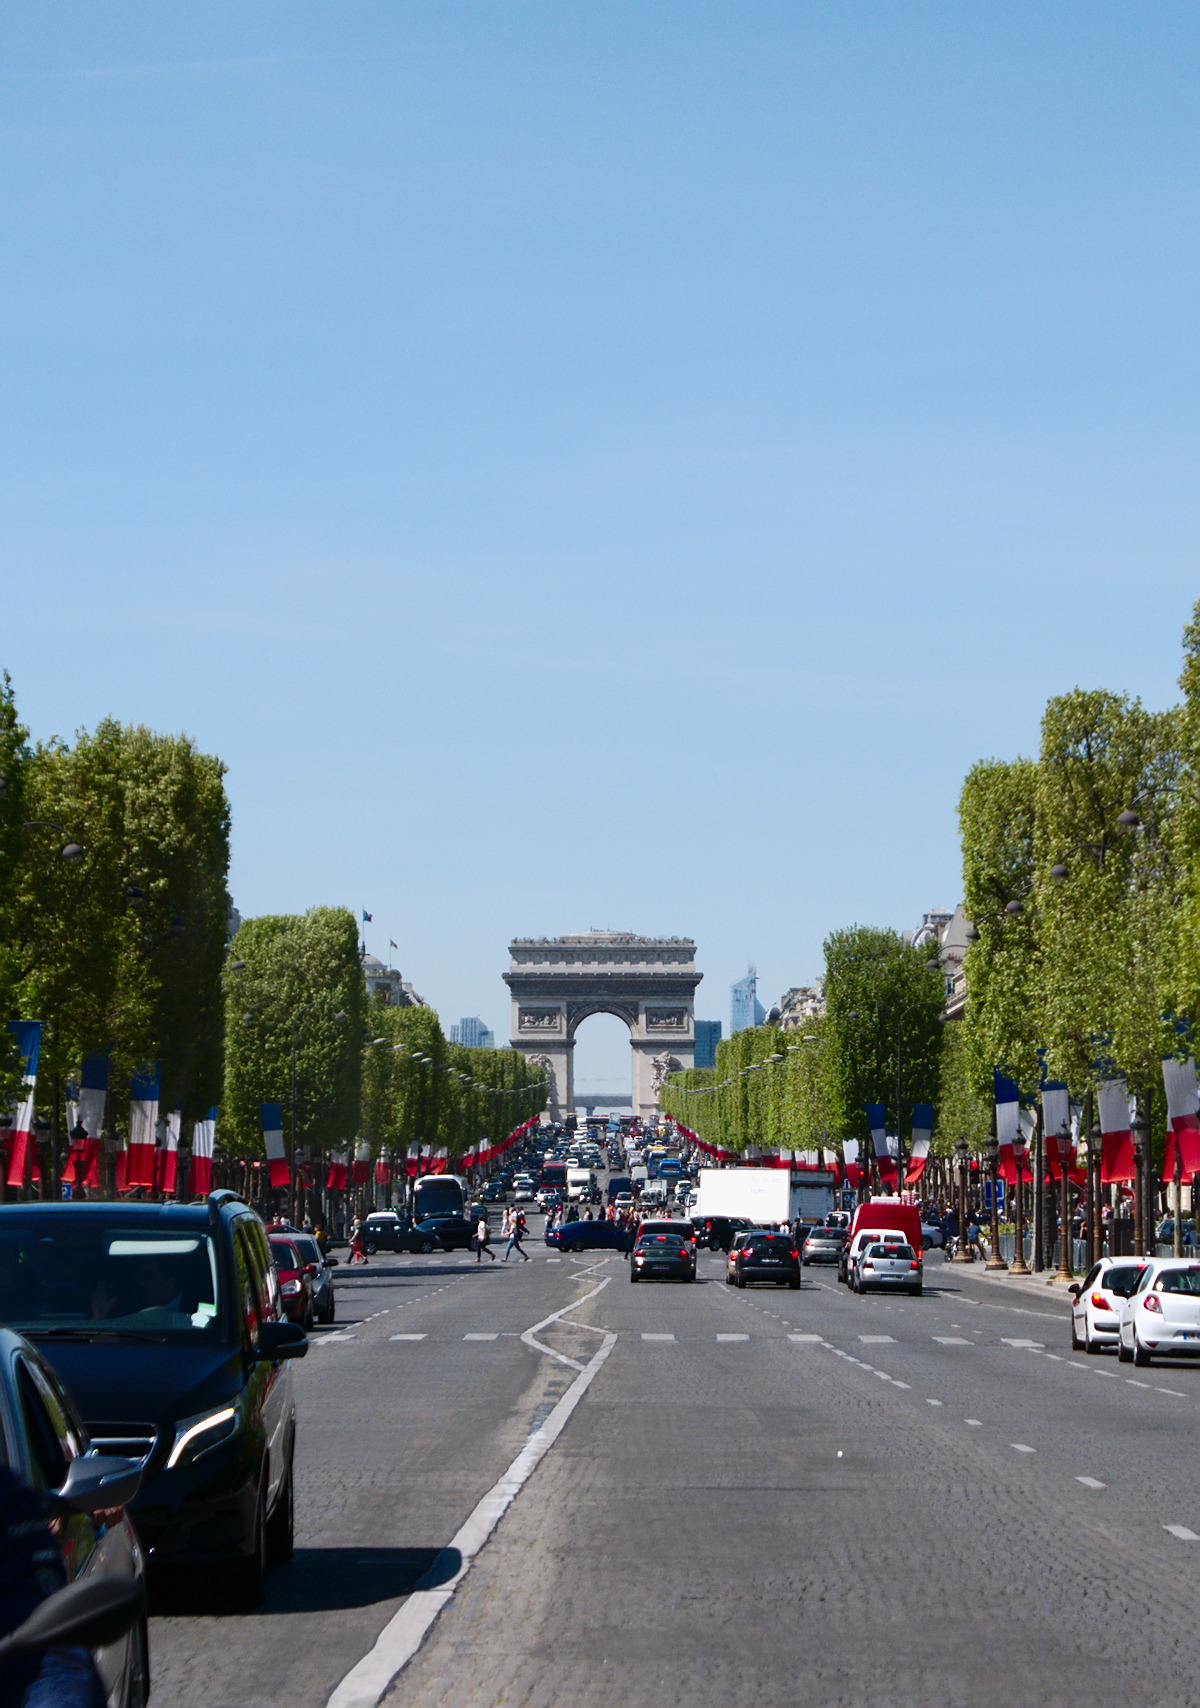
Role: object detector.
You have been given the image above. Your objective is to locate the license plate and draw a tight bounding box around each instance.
[1181,1331,1199,1341]
[648,1265,669,1272]
[761,1259,781,1265]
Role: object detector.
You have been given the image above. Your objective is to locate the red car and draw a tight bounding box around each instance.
[269,1236,315,1329]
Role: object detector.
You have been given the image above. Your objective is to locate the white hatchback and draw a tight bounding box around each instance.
[1069,1258,1147,1353]
[1118,1258,1200,1366]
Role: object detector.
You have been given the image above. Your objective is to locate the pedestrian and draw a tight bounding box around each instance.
[505,1209,530,1263]
[475,1212,495,1262]
[348,1218,367,1265]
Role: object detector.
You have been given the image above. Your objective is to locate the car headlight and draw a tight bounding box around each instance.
[166,1405,239,1469]
[280,1279,301,1296]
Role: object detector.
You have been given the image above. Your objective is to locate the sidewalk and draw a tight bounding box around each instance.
[931,1251,1080,1303]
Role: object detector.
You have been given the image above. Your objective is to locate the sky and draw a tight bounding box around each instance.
[2,3,1198,1093]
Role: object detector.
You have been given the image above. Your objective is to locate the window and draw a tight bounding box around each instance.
[0,1221,220,1338]
[1157,1268,1200,1295]
[17,1363,70,1491]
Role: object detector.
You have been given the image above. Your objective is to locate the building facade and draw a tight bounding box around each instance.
[450,1016,495,1049]
[693,1019,722,1069]
[730,969,765,1035]
[362,953,426,1008]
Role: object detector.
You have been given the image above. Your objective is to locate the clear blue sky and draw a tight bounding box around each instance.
[3,4,1198,1092]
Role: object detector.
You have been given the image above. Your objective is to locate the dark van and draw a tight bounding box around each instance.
[0,1191,307,1605]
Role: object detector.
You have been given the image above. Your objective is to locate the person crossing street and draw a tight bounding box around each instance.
[504,1207,530,1262]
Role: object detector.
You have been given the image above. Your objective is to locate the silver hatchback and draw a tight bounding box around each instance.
[802,1229,846,1267]
[854,1242,923,1296]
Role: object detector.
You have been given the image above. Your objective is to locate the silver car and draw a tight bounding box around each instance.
[854,1241,923,1296]
[802,1228,846,1267]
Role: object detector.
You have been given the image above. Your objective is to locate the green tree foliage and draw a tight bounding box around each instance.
[823,926,945,1145]
[0,677,31,1101]
[933,1021,992,1151]
[660,1020,842,1156]
[223,908,364,1160]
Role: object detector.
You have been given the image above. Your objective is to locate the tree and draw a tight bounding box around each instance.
[222,908,364,1162]
[823,926,944,1146]
[933,1021,991,1151]
[0,676,31,1102]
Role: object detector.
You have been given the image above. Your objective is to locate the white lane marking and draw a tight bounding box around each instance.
[641,1333,676,1342]
[925,1398,943,1406]
[463,1334,499,1342]
[313,1333,357,1344]
[1165,1525,1200,1542]
[1093,1369,1119,1378]
[892,1380,912,1389]
[1002,1338,1044,1348]
[389,1334,427,1342]
[933,1337,971,1345]
[326,1281,616,1708]
[858,1335,895,1344]
[1158,1388,1187,1397]
[545,1258,562,1264]
[1126,1379,1151,1389]
[964,1418,983,1426]
[716,1333,749,1342]
[1077,1476,1106,1489]
[1043,1353,1063,1362]
[789,1334,823,1342]
[1011,1443,1036,1453]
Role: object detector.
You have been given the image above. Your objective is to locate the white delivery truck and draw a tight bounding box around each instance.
[692,1167,836,1226]
[566,1166,594,1201]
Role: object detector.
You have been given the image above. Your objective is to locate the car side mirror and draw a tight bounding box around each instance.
[327,1256,340,1267]
[257,1320,309,1361]
[50,1454,143,1515]
[303,1264,319,1277]
[1067,1283,1081,1298]
[0,1576,143,1662]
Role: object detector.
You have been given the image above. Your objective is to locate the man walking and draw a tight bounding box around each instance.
[475,1211,495,1263]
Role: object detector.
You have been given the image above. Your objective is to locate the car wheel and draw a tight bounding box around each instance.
[123,1616,149,1708]
[909,1287,922,1297]
[1084,1323,1101,1354]
[226,1480,268,1607]
[266,1451,295,1565]
[322,1297,336,1324]
[1117,1335,1133,1363]
[303,1306,314,1331]
[629,1270,638,1283]
[788,1279,800,1290]
[709,1238,720,1252]
[1070,1314,1083,1351]
[364,1242,377,1256]
[420,1240,434,1255]
[1133,1338,1152,1367]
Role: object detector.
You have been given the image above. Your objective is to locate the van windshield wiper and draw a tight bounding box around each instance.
[21,1326,168,1344]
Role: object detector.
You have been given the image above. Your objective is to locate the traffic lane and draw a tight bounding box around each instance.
[742,1264,1200,1550]
[392,1248,1194,1708]
[148,1250,578,1708]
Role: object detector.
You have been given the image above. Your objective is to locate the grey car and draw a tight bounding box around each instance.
[801,1228,846,1266]
[854,1242,923,1296]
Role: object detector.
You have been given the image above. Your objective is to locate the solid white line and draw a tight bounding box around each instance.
[326,1283,615,1708]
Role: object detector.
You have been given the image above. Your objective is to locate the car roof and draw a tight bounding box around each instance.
[0,1199,216,1226]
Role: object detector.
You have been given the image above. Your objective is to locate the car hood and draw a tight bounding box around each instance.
[30,1337,245,1431]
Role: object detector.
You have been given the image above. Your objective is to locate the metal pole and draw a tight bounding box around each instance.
[1173,1146,1183,1258]
[1132,1111,1146,1258]
[896,1031,904,1190]
[985,1139,1006,1269]
[1011,1149,1030,1275]
[1031,1114,1044,1272]
[1088,1122,1103,1266]
[1056,1123,1074,1281]
[290,1027,298,1227]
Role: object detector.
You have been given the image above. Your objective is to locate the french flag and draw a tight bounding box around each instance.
[906,1104,933,1186]
[352,1140,370,1186]
[843,1138,860,1189]
[1040,1070,1072,1181]
[3,1022,41,1190]
[1161,1057,1200,1179]
[405,1143,420,1179]
[155,1109,181,1196]
[994,1073,1020,1182]
[1097,1078,1135,1184]
[326,1149,348,1191]
[867,1104,896,1182]
[260,1103,290,1188]
[192,1109,216,1195]
[127,1066,160,1190]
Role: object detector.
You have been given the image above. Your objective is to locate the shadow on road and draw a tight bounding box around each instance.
[153,1546,463,1616]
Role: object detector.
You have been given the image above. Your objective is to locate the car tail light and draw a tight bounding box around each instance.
[1143,1294,1162,1314]
[790,1250,800,1261]
[910,1261,921,1271]
[1090,1292,1113,1310]
[862,1262,874,1271]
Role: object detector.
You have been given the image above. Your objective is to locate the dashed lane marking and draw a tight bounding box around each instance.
[925,1399,943,1406]
[1165,1525,1200,1542]
[1011,1443,1036,1454]
[1077,1477,1106,1489]
[789,1334,823,1342]
[964,1419,983,1426]
[390,1334,427,1342]
[933,1337,971,1345]
[858,1335,896,1344]
[641,1333,676,1342]
[716,1334,750,1342]
[1001,1338,1044,1348]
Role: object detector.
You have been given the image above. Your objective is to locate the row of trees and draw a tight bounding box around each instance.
[662,926,945,1156]
[958,603,1200,1137]
[0,679,546,1190]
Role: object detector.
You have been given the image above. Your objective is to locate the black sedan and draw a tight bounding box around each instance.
[629,1233,695,1282]
[414,1214,476,1252]
[480,1181,508,1203]
[727,1231,802,1288]
[691,1215,752,1252]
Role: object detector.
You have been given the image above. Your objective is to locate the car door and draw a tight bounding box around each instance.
[235,1217,291,1512]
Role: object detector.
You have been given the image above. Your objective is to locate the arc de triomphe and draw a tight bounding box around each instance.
[505,932,701,1122]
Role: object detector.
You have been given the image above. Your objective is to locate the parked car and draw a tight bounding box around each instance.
[0,1192,308,1606]
[692,1215,752,1253]
[854,1242,923,1296]
[0,1327,148,1708]
[1069,1258,1146,1353]
[629,1232,695,1282]
[269,1236,315,1329]
[1118,1258,1200,1365]
[802,1227,846,1266]
[545,1220,631,1254]
[725,1231,801,1289]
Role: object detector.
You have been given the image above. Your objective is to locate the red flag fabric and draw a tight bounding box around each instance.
[1097,1078,1135,1184]
[326,1159,348,1191]
[1161,1058,1200,1179]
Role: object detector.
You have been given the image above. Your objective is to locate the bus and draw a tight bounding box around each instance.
[413,1174,468,1222]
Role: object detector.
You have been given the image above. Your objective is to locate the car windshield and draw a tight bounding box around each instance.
[270,1239,303,1271]
[868,1244,913,1260]
[639,1236,684,1249]
[0,1219,222,1338]
[1157,1268,1200,1294]
[747,1237,791,1253]
[1104,1265,1143,1297]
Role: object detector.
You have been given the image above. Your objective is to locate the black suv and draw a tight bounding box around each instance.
[0,1191,307,1605]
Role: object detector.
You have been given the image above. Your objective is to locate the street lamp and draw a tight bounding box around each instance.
[1055,1122,1075,1281]
[983,1138,1007,1270]
[1085,1120,1102,1266]
[1011,1130,1031,1276]
[1131,1108,1148,1258]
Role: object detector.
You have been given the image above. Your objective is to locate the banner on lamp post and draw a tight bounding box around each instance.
[260,1103,289,1188]
[127,1066,160,1190]
[192,1109,217,1196]
[1161,1057,1200,1180]
[906,1104,932,1186]
[1097,1077,1135,1184]
[3,1022,42,1190]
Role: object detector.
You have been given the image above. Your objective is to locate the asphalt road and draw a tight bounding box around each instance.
[148,1225,1200,1708]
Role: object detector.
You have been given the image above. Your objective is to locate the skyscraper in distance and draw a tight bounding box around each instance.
[730,968,765,1035]
[450,1017,495,1048]
[694,1020,722,1069]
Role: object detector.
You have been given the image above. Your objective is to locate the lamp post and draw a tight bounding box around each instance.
[983,1137,1007,1270]
[1085,1119,1103,1267]
[1131,1109,1147,1258]
[954,1138,973,1261]
[1055,1122,1075,1281]
[1011,1134,1030,1276]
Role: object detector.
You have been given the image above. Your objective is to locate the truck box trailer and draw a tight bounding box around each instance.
[692,1167,836,1226]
